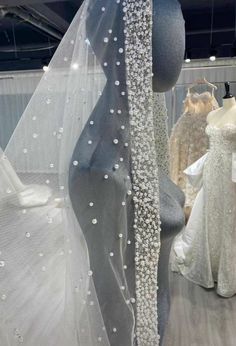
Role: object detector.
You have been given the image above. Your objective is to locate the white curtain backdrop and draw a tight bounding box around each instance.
[2,59,236,146]
[0,71,41,149]
[166,58,236,132]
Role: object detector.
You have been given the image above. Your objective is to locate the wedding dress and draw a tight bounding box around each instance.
[171,124,236,298]
[153,93,169,175]
[169,91,218,207]
[0,1,162,345]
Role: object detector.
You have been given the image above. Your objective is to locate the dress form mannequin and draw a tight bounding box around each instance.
[69,0,185,343]
[208,83,236,127]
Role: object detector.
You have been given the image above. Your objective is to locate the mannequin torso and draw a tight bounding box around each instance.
[69,0,185,343]
[207,93,236,127]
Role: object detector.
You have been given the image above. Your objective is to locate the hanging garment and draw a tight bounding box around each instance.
[0,1,162,346]
[153,92,170,175]
[169,90,219,207]
[171,124,236,298]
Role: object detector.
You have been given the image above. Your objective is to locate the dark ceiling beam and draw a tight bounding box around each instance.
[26,4,69,32]
[0,7,63,40]
[0,42,58,53]
[0,0,66,6]
[187,27,235,36]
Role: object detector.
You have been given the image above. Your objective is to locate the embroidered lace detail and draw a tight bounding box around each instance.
[124,1,161,345]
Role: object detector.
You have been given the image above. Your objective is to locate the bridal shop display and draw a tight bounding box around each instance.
[1,0,236,345]
[0,0,185,345]
[171,83,236,297]
[169,79,219,209]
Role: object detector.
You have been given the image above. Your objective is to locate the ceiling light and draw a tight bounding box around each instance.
[209,47,217,62]
[184,50,191,63]
[43,65,49,72]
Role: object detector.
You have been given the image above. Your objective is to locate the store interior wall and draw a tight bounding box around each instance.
[166,58,236,132]
[1,59,236,151]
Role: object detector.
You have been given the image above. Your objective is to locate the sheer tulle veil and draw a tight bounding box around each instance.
[0,1,161,345]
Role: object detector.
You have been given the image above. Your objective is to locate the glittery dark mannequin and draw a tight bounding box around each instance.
[69,0,185,344]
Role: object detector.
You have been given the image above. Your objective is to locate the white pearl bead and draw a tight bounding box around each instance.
[109,252,114,257]
[73,160,79,166]
[119,48,124,53]
[101,7,105,11]
[127,190,132,195]
[104,37,109,43]
[118,233,123,238]
[127,240,131,245]
[88,270,93,276]
[120,158,124,162]
[117,109,122,114]
[115,80,120,86]
[116,61,121,66]
[92,219,97,225]
[25,232,31,238]
[103,62,108,67]
[121,125,125,130]
[90,120,94,125]
[114,164,119,170]
[110,109,114,114]
[114,37,118,41]
[124,143,129,147]
[123,265,127,270]
[113,328,117,333]
[89,202,94,207]
[113,139,119,144]
[104,174,109,180]
[88,140,92,145]
[122,201,126,206]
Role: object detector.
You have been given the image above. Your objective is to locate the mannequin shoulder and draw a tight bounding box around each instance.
[207,107,223,124]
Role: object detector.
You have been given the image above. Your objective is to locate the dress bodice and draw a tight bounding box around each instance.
[184,91,218,116]
[206,124,236,153]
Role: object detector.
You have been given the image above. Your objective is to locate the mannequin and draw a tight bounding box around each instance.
[208,82,236,127]
[69,0,185,343]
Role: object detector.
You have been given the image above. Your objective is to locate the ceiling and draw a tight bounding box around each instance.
[0,0,235,71]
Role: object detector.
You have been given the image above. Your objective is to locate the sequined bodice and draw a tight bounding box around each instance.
[206,124,236,153]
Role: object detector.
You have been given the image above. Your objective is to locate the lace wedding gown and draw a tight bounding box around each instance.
[170,91,218,206]
[171,124,236,297]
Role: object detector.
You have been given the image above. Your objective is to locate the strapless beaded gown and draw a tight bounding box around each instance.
[170,92,218,207]
[171,124,236,297]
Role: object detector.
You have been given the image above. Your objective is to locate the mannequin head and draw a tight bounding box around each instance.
[152,0,185,92]
[86,0,185,92]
